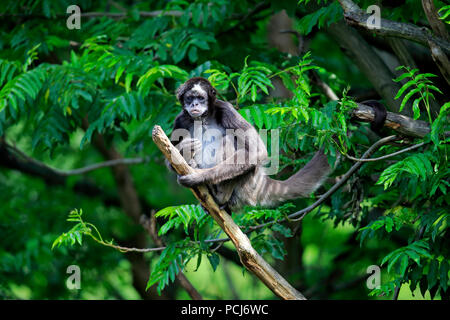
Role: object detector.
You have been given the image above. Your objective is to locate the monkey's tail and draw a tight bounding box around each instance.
[258,150,331,207]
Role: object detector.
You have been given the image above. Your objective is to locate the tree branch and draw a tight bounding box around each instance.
[337,0,450,54]
[428,39,450,86]
[152,125,306,300]
[327,20,411,114]
[352,103,432,137]
[3,142,151,176]
[420,0,450,85]
[344,141,427,162]
[386,37,418,69]
[306,61,439,139]
[0,5,267,22]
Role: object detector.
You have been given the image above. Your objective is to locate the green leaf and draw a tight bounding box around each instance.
[251,84,257,102]
[115,65,126,83]
[400,88,420,111]
[428,259,439,290]
[188,46,198,63]
[384,216,394,232]
[125,73,133,93]
[405,250,421,266]
[387,252,403,274]
[207,253,220,271]
[399,254,409,276]
[440,260,449,291]
[412,98,421,119]
[395,79,417,99]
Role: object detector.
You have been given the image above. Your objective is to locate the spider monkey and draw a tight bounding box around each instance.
[166,77,331,212]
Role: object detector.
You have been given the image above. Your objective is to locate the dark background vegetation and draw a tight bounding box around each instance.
[0,0,448,300]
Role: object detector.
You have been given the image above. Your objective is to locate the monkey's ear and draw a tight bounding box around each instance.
[208,86,216,103]
[176,83,188,103]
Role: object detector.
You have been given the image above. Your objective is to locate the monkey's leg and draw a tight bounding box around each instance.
[178,149,256,187]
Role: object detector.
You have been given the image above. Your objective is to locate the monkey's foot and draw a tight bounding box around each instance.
[177,173,203,188]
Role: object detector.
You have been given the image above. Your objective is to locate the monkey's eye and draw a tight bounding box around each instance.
[198,96,205,102]
[185,96,193,103]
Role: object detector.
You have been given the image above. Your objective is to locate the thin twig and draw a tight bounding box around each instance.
[344,141,427,162]
[5,142,150,176]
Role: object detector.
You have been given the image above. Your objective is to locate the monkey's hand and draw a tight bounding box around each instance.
[177,171,205,188]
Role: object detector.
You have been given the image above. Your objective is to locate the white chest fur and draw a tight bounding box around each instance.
[191,118,226,169]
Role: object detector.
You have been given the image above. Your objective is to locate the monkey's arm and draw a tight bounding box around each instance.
[177,148,263,187]
[165,113,200,172]
[165,137,202,172]
[178,104,268,187]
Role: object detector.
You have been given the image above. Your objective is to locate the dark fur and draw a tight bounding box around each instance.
[176,77,216,106]
[362,100,387,134]
[168,77,330,212]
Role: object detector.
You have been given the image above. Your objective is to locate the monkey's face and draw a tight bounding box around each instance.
[183,84,209,118]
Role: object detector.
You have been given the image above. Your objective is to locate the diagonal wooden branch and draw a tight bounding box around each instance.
[152,125,306,300]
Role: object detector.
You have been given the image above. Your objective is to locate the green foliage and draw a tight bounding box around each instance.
[438,5,450,24]
[146,243,185,295]
[369,240,449,299]
[430,102,450,148]
[377,152,434,190]
[239,104,283,130]
[1,0,448,300]
[356,69,449,299]
[52,209,87,249]
[205,57,275,105]
[236,58,274,104]
[148,204,224,294]
[155,204,210,237]
[52,209,119,251]
[393,66,442,122]
[0,59,47,116]
[296,1,342,35]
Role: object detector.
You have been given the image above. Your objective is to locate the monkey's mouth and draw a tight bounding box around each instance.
[189,109,204,116]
